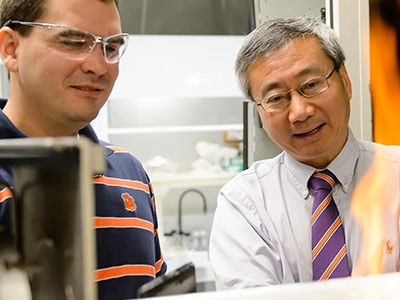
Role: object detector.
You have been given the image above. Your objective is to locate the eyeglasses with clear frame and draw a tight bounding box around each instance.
[254,65,338,113]
[3,20,129,64]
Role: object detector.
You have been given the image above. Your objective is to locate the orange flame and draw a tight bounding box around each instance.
[351,0,400,276]
[350,147,400,276]
[370,1,400,145]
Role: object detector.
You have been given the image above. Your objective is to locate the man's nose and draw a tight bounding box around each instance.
[287,91,315,123]
[81,43,107,75]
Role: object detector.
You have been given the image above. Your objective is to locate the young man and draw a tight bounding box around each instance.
[0,0,166,299]
[210,17,400,289]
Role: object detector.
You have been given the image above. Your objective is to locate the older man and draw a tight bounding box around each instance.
[210,16,400,290]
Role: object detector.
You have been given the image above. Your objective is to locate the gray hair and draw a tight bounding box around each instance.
[235,16,345,100]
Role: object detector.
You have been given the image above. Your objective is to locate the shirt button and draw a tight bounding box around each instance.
[302,190,308,197]
[343,184,349,191]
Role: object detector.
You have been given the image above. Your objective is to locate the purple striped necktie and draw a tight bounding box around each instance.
[309,170,350,280]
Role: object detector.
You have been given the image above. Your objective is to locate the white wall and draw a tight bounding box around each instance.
[110,35,245,99]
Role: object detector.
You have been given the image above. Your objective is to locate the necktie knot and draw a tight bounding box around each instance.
[309,169,337,193]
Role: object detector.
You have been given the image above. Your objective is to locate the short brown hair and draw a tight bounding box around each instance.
[0,0,119,36]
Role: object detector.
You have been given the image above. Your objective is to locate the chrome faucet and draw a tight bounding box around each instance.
[178,189,207,236]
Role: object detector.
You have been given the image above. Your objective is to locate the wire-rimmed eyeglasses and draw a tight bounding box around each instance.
[3,20,129,64]
[255,65,338,113]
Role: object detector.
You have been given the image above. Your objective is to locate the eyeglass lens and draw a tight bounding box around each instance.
[298,77,327,96]
[44,26,128,63]
[263,76,328,112]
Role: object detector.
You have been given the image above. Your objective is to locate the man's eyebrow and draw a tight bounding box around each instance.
[59,29,88,38]
[260,81,281,98]
[108,36,125,45]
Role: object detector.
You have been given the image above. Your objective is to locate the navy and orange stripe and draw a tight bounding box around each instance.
[94,217,154,233]
[0,187,12,203]
[149,183,156,210]
[93,176,150,194]
[105,145,130,153]
[155,252,164,274]
[95,264,156,282]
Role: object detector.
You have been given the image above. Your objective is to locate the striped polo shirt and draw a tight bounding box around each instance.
[0,101,166,299]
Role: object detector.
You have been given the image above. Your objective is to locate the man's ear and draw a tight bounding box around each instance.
[0,27,19,73]
[338,63,352,101]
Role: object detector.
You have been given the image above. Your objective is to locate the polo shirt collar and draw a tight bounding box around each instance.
[0,98,114,156]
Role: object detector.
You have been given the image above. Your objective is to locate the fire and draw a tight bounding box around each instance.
[351,0,400,276]
[370,0,400,145]
[350,147,400,276]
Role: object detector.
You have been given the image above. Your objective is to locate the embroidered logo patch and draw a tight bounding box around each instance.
[386,240,393,255]
[121,192,136,212]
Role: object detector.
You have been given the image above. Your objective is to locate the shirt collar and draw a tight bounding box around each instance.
[325,129,359,193]
[0,99,27,139]
[283,128,360,199]
[0,99,114,156]
[0,99,111,176]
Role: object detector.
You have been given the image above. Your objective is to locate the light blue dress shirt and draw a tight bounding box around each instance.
[209,129,400,290]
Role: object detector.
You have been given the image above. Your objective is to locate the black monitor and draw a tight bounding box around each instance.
[137,262,196,298]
